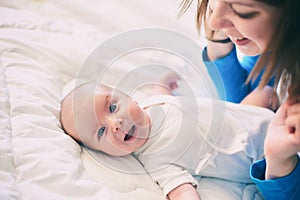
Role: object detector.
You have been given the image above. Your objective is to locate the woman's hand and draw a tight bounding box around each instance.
[241,85,279,111]
[205,5,233,60]
[264,99,300,179]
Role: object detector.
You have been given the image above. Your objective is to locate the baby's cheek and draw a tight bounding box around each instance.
[128,105,144,124]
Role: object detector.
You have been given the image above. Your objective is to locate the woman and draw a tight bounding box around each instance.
[179,0,280,110]
[180,0,300,199]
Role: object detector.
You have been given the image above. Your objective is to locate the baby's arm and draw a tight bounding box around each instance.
[240,85,279,111]
[143,162,200,200]
[167,183,201,200]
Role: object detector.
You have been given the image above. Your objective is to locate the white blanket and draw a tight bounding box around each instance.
[0,1,272,199]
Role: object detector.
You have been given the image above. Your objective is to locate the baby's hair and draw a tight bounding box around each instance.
[60,82,94,144]
[60,81,109,146]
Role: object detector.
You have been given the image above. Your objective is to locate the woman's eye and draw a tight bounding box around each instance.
[230,5,258,19]
[109,103,117,113]
[98,127,106,137]
[235,11,258,19]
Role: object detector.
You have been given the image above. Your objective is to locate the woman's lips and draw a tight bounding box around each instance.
[231,37,250,46]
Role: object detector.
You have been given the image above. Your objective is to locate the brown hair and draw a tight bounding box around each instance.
[179,0,300,100]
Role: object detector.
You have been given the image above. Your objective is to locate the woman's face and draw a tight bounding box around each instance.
[208,0,281,56]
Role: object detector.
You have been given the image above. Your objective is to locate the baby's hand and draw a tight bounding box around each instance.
[156,71,181,95]
[168,183,201,200]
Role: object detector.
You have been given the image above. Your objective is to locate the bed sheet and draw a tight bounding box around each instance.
[0,5,167,200]
[0,1,269,199]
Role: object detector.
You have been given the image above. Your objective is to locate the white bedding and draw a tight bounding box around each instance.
[0,1,271,199]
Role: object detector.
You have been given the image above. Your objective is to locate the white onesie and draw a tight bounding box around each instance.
[134,95,274,196]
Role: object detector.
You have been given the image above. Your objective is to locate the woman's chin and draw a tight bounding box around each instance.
[236,45,262,56]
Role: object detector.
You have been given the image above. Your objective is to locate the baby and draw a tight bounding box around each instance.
[60,81,274,200]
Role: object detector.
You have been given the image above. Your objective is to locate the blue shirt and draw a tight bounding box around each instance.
[203,46,273,103]
[203,46,300,199]
[250,156,300,200]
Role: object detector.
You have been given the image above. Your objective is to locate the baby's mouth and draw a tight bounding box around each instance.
[124,125,136,141]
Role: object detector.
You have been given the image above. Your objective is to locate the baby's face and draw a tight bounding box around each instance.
[66,84,151,156]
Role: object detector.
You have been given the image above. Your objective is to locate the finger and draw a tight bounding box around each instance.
[289,127,300,149]
[286,96,300,105]
[285,114,300,135]
[287,102,300,116]
[275,103,289,120]
[289,127,296,134]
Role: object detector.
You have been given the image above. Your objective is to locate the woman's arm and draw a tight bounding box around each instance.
[203,10,250,102]
[203,46,250,103]
[251,99,300,199]
[264,100,300,178]
[250,156,300,200]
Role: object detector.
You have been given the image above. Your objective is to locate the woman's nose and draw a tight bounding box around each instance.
[208,1,233,30]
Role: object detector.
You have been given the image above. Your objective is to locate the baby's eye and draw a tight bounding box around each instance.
[98,127,106,137]
[109,103,117,113]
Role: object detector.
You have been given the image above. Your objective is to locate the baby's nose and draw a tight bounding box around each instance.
[112,126,120,133]
[111,118,122,133]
